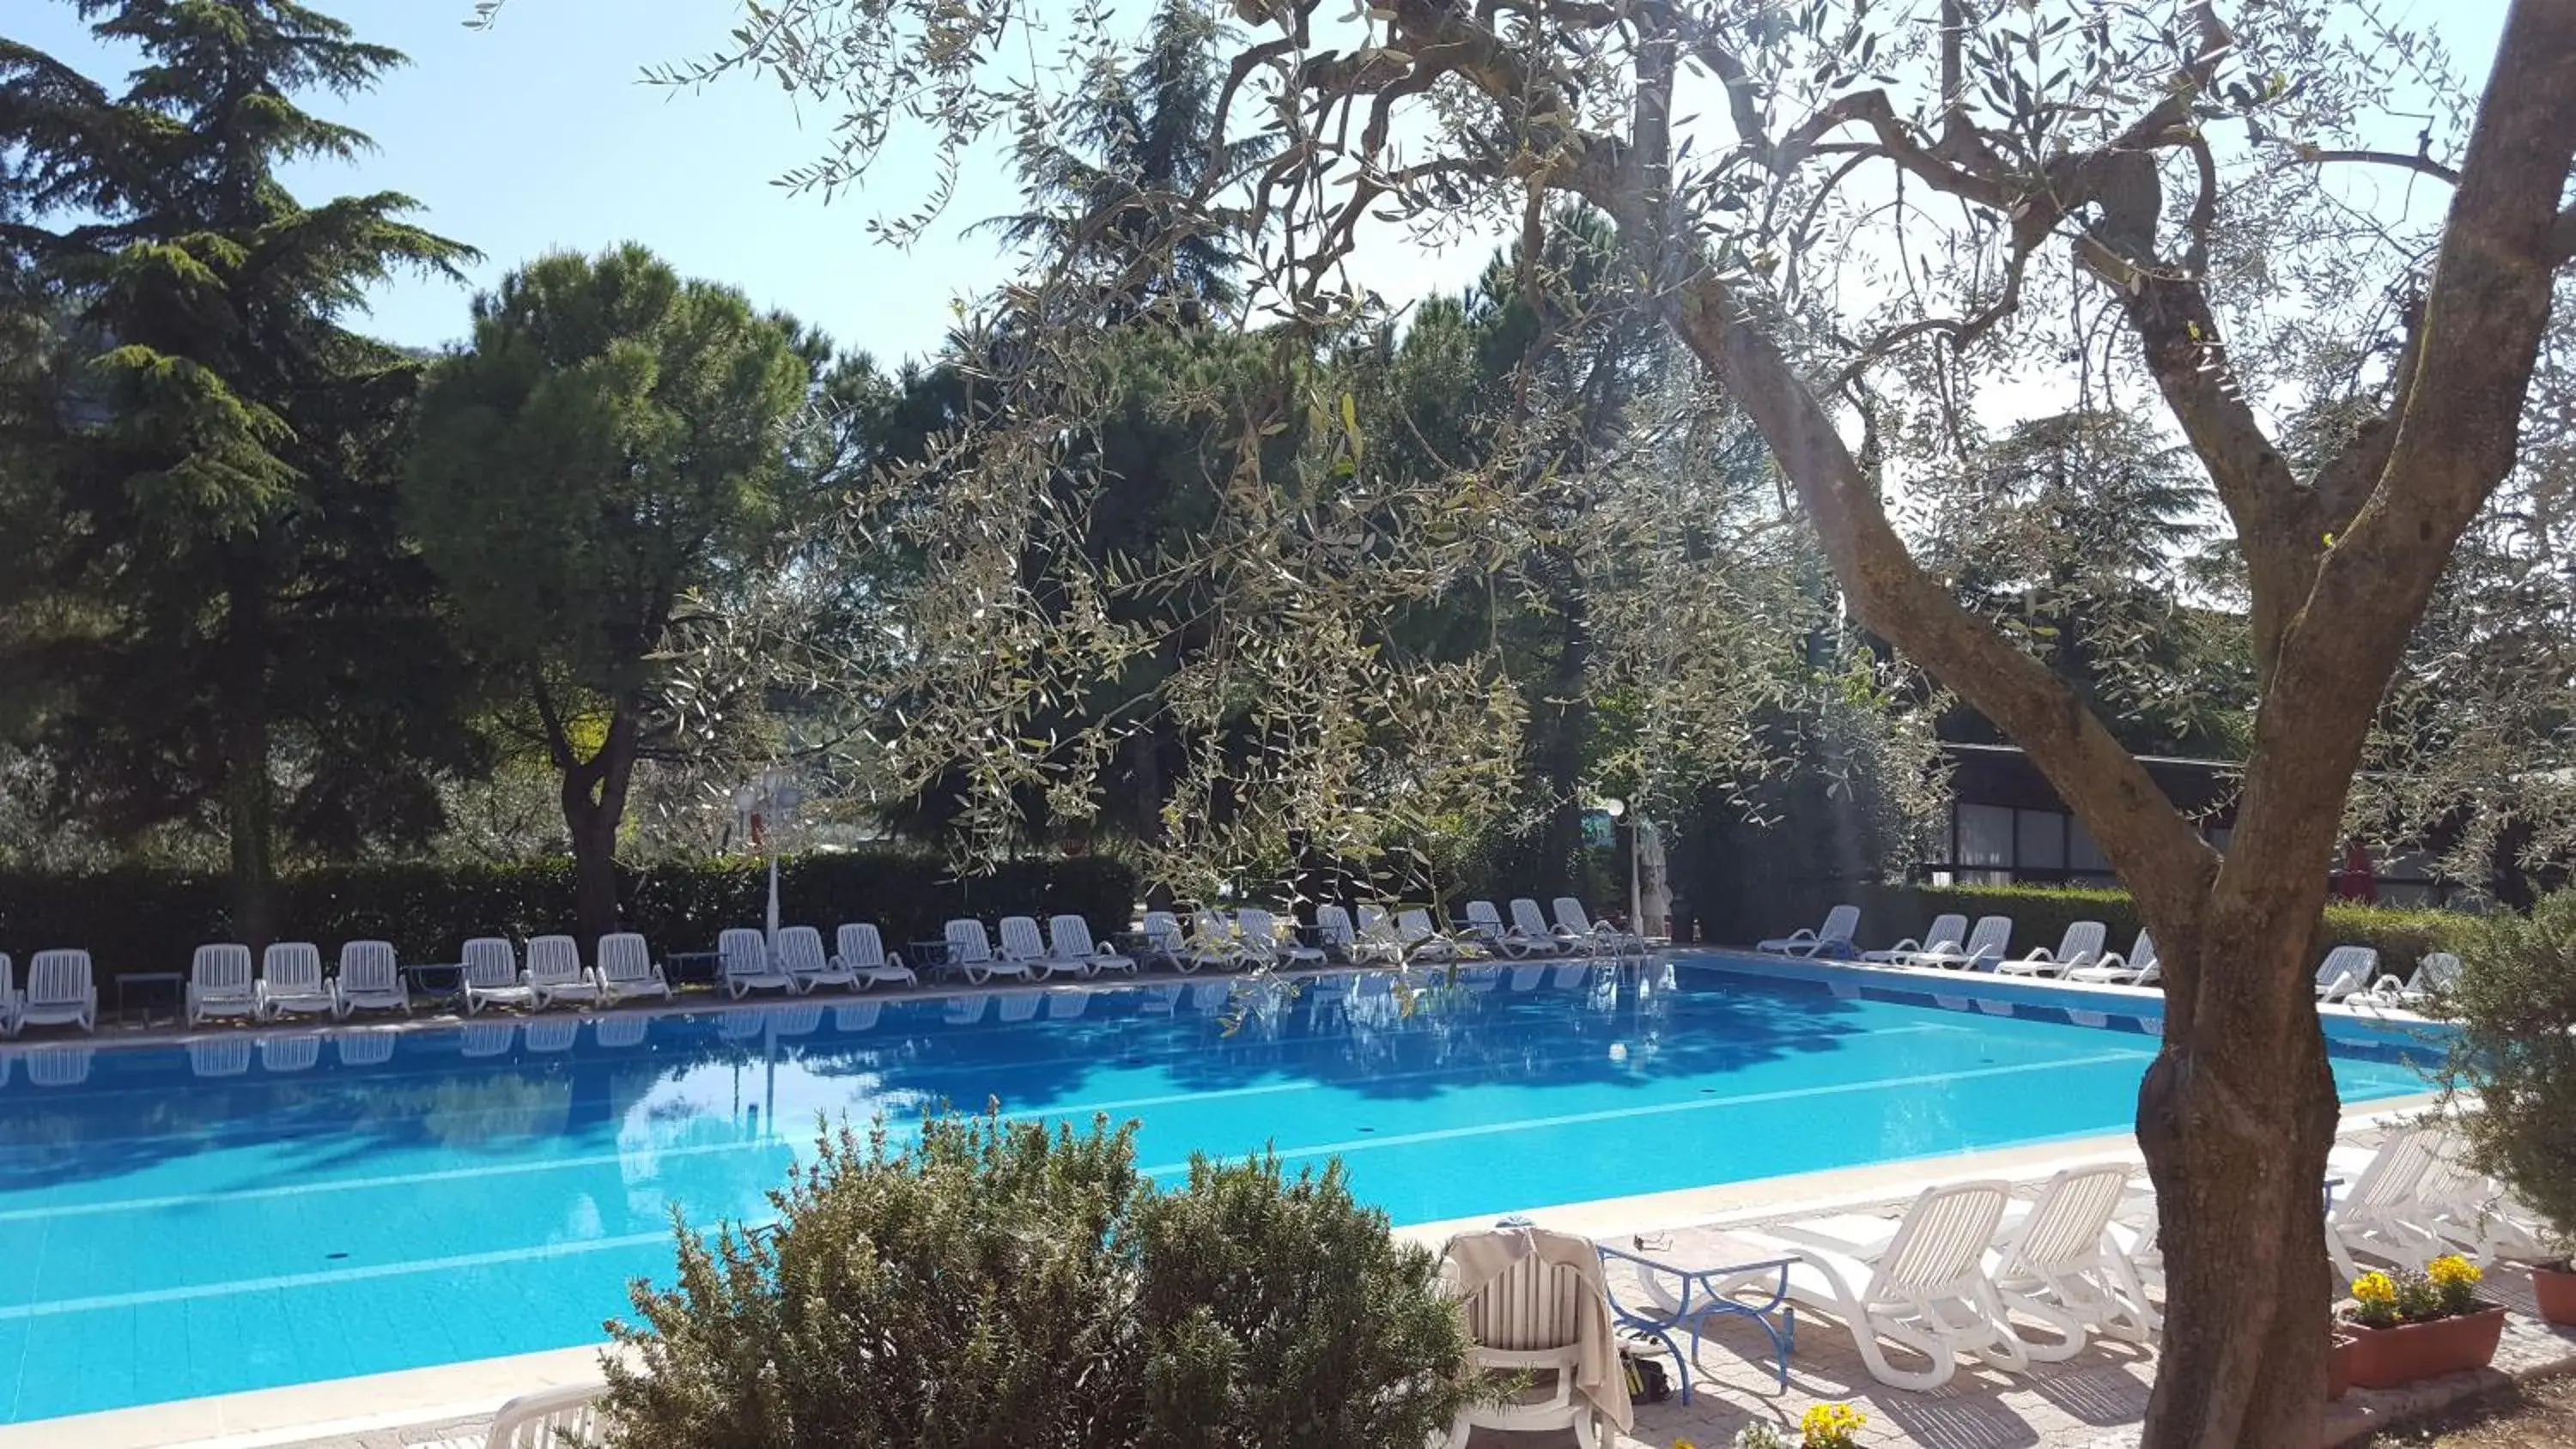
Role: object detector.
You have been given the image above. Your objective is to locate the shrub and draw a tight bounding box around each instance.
[600,1113,1473,1449]
[0,851,1138,979]
[2440,888,2576,1260]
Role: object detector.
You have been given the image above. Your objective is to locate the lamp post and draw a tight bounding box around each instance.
[733,765,805,950]
[1601,797,1639,939]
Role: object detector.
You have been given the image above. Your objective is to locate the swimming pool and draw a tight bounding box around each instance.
[0,963,2437,1423]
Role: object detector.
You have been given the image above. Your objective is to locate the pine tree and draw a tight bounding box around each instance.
[0,1,478,935]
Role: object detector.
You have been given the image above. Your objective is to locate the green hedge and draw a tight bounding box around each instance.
[1727,882,2475,980]
[0,851,1138,979]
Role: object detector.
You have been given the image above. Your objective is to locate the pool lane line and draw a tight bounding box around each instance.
[1128,1045,2162,1176]
[0,1022,1984,1223]
[0,1043,2155,1319]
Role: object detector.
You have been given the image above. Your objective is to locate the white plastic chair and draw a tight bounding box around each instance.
[1354,904,1408,964]
[483,1380,607,1448]
[1236,908,1326,969]
[720,928,795,998]
[1507,899,1566,959]
[19,949,95,1034]
[1441,1229,1623,1449]
[462,937,537,1014]
[1553,897,1642,959]
[595,933,673,1003]
[1995,921,2106,979]
[945,919,1028,985]
[2313,944,2379,1003]
[1863,912,1968,967]
[335,941,411,1016]
[1397,906,1461,962]
[998,915,1079,979]
[1759,904,1861,957]
[1991,1164,2157,1357]
[775,925,855,992]
[188,943,259,1025]
[1732,1180,2030,1390]
[833,924,916,990]
[524,936,603,1009]
[1047,914,1134,976]
[258,943,338,1019]
[2066,931,2158,985]
[1313,904,1361,962]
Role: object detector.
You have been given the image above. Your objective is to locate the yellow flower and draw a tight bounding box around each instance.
[2351,1270,2397,1307]
[1801,1402,1868,1447]
[2427,1255,2482,1289]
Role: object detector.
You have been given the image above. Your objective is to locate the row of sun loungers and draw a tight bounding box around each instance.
[1755,906,2458,1009]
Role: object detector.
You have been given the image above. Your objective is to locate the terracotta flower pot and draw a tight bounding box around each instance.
[2328,1328,2359,1401]
[2343,1304,2507,1389]
[2533,1262,2576,1326]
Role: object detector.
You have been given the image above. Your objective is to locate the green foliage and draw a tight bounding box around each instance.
[2441,889,2576,1252]
[0,0,483,927]
[600,1113,1473,1449]
[0,851,1137,976]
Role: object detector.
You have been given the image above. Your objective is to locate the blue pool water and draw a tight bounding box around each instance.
[0,963,2437,1422]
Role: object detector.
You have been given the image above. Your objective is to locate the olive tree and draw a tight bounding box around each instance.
[473,0,2576,1439]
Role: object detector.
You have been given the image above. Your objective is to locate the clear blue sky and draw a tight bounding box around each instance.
[14,0,2511,369]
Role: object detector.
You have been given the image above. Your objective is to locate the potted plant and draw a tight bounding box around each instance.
[2437,888,2576,1325]
[2337,1257,2506,1388]
[2328,1325,2359,1401]
[1722,1404,1868,1449]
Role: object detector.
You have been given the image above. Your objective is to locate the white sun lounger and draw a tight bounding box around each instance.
[945,919,1030,985]
[1311,904,1360,964]
[335,941,412,1016]
[999,915,1081,979]
[18,949,96,1034]
[18,949,96,1035]
[1728,1180,2030,1391]
[1994,921,2106,979]
[1917,915,2013,972]
[720,927,796,997]
[2327,1125,2449,1281]
[1501,897,1571,959]
[775,925,855,992]
[1355,904,1409,964]
[2065,931,2158,985]
[1138,910,1188,969]
[1759,904,1861,958]
[834,924,916,990]
[187,943,259,1025]
[1236,907,1326,970]
[2354,951,2460,1010]
[595,932,673,1003]
[1554,898,1642,960]
[483,1380,606,1449]
[1047,914,1134,976]
[461,937,538,1014]
[2313,944,2379,1003]
[258,943,338,1019]
[1398,907,1465,962]
[1992,1164,2157,1355]
[1182,910,1248,973]
[1862,913,1967,967]
[0,953,13,1036]
[523,935,603,1009]
[1463,900,1543,958]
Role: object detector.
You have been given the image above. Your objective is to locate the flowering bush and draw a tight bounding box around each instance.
[1801,1403,1869,1449]
[2344,1257,2485,1330]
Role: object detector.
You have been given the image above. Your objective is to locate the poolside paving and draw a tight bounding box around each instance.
[262,1214,2576,1449]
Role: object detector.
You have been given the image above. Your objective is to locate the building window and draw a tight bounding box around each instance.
[1956,803,2014,886]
